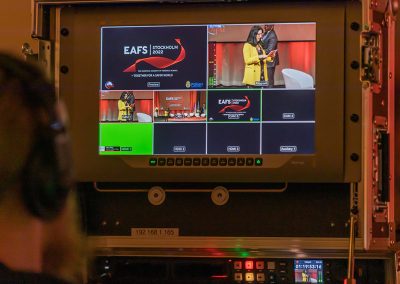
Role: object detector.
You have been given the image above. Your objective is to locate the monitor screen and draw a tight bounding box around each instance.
[99,23,316,156]
[294,259,324,283]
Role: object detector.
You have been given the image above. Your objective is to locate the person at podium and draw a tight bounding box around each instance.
[242,25,276,88]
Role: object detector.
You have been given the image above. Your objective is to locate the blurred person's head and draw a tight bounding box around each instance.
[246,25,263,46]
[0,53,85,283]
[264,24,274,32]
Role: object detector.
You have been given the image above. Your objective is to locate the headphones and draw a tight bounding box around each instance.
[0,54,73,221]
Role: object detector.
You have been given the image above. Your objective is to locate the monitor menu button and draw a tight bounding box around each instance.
[219,158,227,166]
[228,158,236,166]
[184,158,192,166]
[201,158,210,166]
[237,158,245,166]
[158,158,166,166]
[210,158,219,166]
[166,158,175,166]
[175,158,183,166]
[246,158,254,166]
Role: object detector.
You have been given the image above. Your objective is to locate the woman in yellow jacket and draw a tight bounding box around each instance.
[243,25,275,87]
[118,92,130,121]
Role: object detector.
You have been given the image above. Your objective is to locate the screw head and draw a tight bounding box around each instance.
[351,61,360,69]
[350,114,359,122]
[350,153,359,161]
[60,28,69,36]
[350,22,360,31]
[60,65,69,74]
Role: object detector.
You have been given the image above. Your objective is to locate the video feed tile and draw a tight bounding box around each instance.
[262,122,314,154]
[207,123,260,154]
[154,123,206,154]
[101,25,208,90]
[262,89,315,121]
[207,89,261,122]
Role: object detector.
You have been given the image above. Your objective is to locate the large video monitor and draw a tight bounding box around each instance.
[59,2,361,182]
[99,23,316,157]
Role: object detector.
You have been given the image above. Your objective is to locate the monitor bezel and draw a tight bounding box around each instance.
[58,1,361,183]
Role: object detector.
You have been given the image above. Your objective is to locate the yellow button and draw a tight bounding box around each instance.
[245,272,255,282]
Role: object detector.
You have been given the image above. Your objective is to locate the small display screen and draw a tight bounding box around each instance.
[99,23,316,156]
[294,259,324,283]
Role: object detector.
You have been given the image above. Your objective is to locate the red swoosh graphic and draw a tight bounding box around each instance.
[218,96,251,113]
[123,39,185,72]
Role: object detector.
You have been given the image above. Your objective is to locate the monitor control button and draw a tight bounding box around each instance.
[210,158,218,166]
[228,158,236,166]
[193,158,201,166]
[158,158,166,166]
[219,158,227,166]
[184,158,192,166]
[175,158,183,166]
[167,158,174,166]
[246,158,254,166]
[149,158,157,166]
[201,158,210,166]
[237,158,245,166]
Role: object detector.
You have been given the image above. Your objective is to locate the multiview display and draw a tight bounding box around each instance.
[99,23,316,155]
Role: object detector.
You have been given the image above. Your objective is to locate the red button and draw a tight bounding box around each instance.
[245,260,254,270]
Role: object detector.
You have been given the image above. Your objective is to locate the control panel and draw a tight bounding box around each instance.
[148,157,263,167]
[88,257,385,283]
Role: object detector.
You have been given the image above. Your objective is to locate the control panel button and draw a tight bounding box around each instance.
[256,273,265,281]
[267,261,276,270]
[237,157,245,166]
[228,158,236,166]
[255,158,263,166]
[167,158,174,166]
[245,272,254,282]
[246,158,254,166]
[184,158,192,166]
[234,273,243,281]
[176,158,183,166]
[219,158,227,166]
[211,158,218,166]
[201,158,210,166]
[256,261,264,270]
[149,158,157,166]
[193,158,201,166]
[158,158,166,166]
[234,261,242,270]
[245,260,254,270]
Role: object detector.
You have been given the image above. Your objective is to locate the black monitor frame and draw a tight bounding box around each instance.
[57,1,361,183]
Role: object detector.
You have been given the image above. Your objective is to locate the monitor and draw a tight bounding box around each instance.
[58,1,361,182]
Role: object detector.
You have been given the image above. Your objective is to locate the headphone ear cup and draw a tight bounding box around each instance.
[22,139,69,221]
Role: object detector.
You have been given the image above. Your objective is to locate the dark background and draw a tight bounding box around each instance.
[262,89,315,121]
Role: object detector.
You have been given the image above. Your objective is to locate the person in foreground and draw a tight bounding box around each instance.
[242,25,276,87]
[0,53,86,283]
